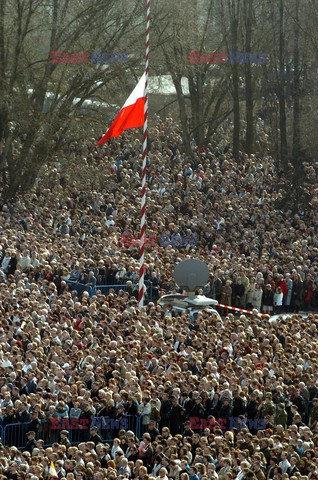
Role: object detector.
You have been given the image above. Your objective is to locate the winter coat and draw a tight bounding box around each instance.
[285,278,293,306]
[292,281,303,307]
[304,279,314,305]
[261,400,275,418]
[211,277,223,299]
[240,275,250,295]
[274,280,288,296]
[138,401,152,425]
[246,399,259,419]
[309,405,318,427]
[232,282,245,300]
[247,283,256,305]
[221,285,232,306]
[275,409,287,428]
[251,287,263,310]
[262,289,274,306]
[232,397,246,417]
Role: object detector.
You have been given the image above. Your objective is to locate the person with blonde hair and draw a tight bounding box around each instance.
[111,438,124,459]
[157,467,169,480]
[224,431,234,446]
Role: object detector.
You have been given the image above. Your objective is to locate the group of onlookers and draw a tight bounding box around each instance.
[0,117,316,479]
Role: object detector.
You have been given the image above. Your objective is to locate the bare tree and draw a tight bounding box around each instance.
[292,0,301,161]
[278,0,288,170]
[0,0,141,198]
[152,0,232,152]
[242,0,254,155]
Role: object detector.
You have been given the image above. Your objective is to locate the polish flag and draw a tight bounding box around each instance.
[96,73,145,145]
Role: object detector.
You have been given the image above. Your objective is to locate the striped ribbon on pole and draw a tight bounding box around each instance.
[138,0,151,308]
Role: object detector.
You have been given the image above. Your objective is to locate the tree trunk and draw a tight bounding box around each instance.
[173,76,191,155]
[278,0,288,170]
[229,0,240,161]
[0,0,7,170]
[188,73,205,148]
[292,0,301,162]
[244,0,254,155]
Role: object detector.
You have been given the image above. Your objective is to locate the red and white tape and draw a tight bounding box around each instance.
[216,303,266,317]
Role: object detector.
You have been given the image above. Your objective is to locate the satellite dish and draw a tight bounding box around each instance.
[173,259,209,293]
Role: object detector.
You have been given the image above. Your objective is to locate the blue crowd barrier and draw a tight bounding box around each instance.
[3,422,32,449]
[1,401,316,448]
[66,280,152,301]
[41,419,64,447]
[2,415,140,449]
[66,280,94,296]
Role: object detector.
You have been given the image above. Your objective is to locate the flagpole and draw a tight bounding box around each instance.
[138,0,150,308]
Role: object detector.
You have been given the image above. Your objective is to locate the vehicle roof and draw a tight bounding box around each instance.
[158,293,218,308]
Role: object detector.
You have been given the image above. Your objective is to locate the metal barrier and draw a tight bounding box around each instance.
[3,422,32,449]
[1,403,316,448]
[41,419,65,447]
[2,416,140,449]
[66,280,152,301]
[66,280,94,297]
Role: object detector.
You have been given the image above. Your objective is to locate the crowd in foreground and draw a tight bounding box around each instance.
[0,117,317,479]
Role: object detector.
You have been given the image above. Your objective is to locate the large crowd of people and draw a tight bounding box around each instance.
[0,116,317,479]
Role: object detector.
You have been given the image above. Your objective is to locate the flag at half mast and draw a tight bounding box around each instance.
[96,73,146,145]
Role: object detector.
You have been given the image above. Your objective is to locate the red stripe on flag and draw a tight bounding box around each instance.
[96,98,145,145]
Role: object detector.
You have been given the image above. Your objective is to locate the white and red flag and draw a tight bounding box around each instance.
[96,73,145,145]
[49,461,58,478]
